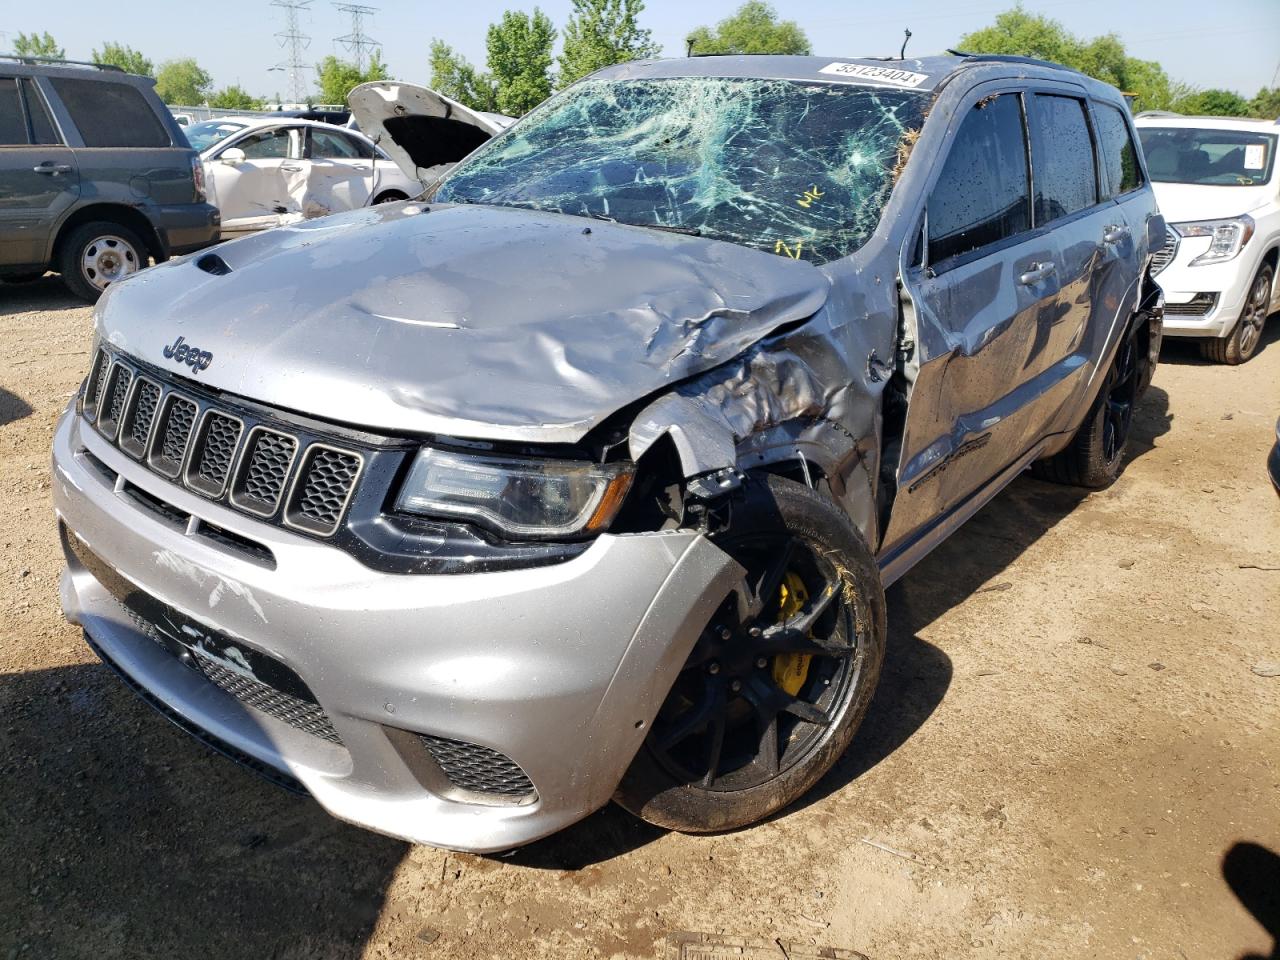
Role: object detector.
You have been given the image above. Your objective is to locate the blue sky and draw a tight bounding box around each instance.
[12,0,1280,102]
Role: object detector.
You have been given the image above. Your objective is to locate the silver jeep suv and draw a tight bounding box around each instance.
[53,54,1164,852]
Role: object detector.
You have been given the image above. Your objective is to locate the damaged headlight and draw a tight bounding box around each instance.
[396,448,633,539]
[1174,215,1255,266]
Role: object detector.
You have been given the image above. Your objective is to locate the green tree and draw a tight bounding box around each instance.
[1173,88,1251,117]
[685,1,810,56]
[90,42,152,76]
[314,50,390,104]
[486,8,556,115]
[558,0,660,88]
[154,58,213,105]
[208,85,265,110]
[13,31,64,59]
[1250,87,1280,120]
[429,39,499,112]
[958,8,1190,113]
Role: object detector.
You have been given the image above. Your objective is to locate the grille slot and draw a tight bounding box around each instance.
[284,445,362,536]
[231,428,298,517]
[185,411,243,498]
[194,653,343,744]
[83,348,109,421]
[96,364,133,439]
[1150,231,1178,274]
[119,378,162,459]
[419,735,536,800]
[1164,293,1218,318]
[149,394,198,479]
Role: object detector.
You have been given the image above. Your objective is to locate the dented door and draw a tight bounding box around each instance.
[210,126,303,233]
[303,127,375,217]
[885,88,1063,552]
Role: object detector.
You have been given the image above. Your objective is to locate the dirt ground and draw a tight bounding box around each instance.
[1,275,1277,960]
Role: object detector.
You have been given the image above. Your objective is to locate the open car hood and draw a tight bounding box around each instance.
[348,81,514,184]
[97,203,829,444]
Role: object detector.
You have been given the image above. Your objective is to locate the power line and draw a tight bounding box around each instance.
[271,0,313,104]
[333,3,380,72]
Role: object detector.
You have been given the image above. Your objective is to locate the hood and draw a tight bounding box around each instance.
[98,203,829,444]
[1149,181,1275,224]
[348,81,514,183]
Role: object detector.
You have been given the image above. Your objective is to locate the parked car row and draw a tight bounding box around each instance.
[14,50,1280,854]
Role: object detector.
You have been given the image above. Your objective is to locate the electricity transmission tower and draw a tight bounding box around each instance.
[333,3,380,72]
[271,0,312,104]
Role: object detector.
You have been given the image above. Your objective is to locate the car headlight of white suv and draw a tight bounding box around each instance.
[1173,214,1255,267]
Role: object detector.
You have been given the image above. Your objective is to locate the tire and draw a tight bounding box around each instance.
[615,474,887,833]
[57,221,147,303]
[1199,264,1272,365]
[373,190,408,204]
[1032,318,1140,489]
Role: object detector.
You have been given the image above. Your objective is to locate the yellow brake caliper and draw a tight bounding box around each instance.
[771,572,813,696]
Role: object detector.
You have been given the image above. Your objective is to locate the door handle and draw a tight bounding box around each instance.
[1102,224,1130,244]
[1018,261,1056,285]
[281,164,304,172]
[33,163,73,175]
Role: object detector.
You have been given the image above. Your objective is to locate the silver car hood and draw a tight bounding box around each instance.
[98,203,829,443]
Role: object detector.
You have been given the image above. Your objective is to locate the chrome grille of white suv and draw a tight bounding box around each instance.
[80,346,364,537]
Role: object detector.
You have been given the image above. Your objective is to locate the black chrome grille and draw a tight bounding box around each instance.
[232,429,297,516]
[120,378,161,458]
[187,411,242,496]
[80,346,365,540]
[1150,231,1178,274]
[286,447,361,536]
[1164,293,1219,317]
[420,734,536,799]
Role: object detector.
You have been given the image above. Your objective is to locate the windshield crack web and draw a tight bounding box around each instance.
[436,78,926,265]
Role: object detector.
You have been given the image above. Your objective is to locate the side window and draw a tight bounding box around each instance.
[0,78,25,145]
[22,80,60,144]
[927,93,1031,265]
[1026,94,1098,224]
[49,78,169,148]
[1093,103,1143,197]
[237,128,292,160]
[311,129,367,159]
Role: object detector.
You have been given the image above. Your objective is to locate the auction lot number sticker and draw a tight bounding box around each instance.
[819,62,929,87]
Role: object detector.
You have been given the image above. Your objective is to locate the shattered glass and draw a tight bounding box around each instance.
[434,78,926,265]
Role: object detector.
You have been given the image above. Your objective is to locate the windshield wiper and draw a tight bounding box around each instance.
[587,213,701,236]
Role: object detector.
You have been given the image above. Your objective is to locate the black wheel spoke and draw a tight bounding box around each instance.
[754,715,780,776]
[783,698,832,727]
[751,539,796,617]
[658,679,720,750]
[701,711,727,788]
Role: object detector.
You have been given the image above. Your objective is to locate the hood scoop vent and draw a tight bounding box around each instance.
[196,253,232,276]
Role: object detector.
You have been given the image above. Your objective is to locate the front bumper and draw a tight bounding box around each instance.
[1155,242,1251,338]
[52,406,741,851]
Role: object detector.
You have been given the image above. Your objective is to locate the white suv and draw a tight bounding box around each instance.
[1136,115,1279,363]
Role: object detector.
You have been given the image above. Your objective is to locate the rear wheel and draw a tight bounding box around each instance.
[1032,318,1140,488]
[373,190,409,204]
[1200,264,1272,365]
[615,475,886,833]
[57,221,146,302]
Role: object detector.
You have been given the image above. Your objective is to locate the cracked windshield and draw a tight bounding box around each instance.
[434,77,927,264]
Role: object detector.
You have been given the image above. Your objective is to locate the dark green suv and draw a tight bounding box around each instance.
[0,57,220,301]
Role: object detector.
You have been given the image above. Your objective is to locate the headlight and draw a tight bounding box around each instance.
[396,448,633,539]
[1173,215,1255,266]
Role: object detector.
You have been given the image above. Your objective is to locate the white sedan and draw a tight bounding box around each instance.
[186,117,424,236]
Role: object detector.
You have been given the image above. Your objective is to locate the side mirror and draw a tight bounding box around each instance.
[220,147,246,165]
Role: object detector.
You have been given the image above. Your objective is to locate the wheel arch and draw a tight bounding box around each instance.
[51,204,164,268]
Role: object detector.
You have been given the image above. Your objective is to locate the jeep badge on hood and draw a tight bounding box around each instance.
[162,336,212,374]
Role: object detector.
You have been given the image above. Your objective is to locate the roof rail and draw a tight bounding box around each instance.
[0,54,124,72]
[945,50,1082,74]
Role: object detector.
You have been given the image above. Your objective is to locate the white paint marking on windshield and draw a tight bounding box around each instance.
[818,63,928,88]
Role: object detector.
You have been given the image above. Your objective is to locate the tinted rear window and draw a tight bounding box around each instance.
[927,93,1031,264]
[50,78,169,148]
[0,78,25,145]
[1027,94,1097,224]
[1094,103,1142,196]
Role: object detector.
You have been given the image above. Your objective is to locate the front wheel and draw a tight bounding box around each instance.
[57,221,146,302]
[1200,264,1272,365]
[615,475,886,833]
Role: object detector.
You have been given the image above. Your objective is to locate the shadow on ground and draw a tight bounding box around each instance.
[0,662,406,960]
[0,387,34,428]
[0,276,86,317]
